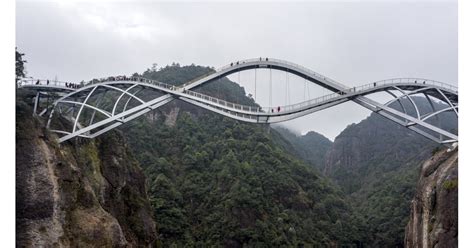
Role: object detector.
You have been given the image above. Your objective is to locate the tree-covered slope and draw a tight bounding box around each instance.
[121,64,362,246]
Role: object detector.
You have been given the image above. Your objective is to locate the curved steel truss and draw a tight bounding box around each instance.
[18,58,458,144]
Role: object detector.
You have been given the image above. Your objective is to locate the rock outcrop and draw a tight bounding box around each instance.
[405,147,458,247]
[16,100,157,247]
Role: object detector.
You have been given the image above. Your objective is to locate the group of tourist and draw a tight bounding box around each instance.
[32,79,80,89]
[65,82,80,89]
[28,75,153,90]
[94,76,153,84]
[270,106,282,113]
[229,57,269,67]
[100,75,130,82]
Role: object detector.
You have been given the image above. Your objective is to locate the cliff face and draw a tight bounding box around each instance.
[405,147,458,248]
[324,113,435,194]
[324,98,456,195]
[272,127,332,172]
[16,100,157,247]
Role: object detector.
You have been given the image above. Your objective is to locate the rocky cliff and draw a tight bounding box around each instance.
[324,98,456,195]
[324,113,436,194]
[405,147,458,247]
[16,99,157,247]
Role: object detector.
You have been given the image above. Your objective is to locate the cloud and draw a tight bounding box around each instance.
[56,2,180,41]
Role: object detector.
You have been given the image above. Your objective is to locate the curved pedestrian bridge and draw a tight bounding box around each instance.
[18,58,458,144]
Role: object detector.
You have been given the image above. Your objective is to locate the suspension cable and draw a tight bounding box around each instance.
[285,70,289,105]
[307,77,311,99]
[269,68,272,107]
[238,71,241,86]
[288,73,291,105]
[254,68,257,102]
[303,77,307,101]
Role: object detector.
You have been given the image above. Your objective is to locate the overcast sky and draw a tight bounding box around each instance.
[16,0,457,140]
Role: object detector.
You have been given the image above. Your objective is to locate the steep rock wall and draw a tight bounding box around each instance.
[16,101,157,247]
[405,147,458,247]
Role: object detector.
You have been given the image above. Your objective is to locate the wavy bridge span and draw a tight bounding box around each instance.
[18,58,458,144]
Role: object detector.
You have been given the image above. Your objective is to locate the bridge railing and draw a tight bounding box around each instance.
[181,77,458,116]
[83,76,177,90]
[19,76,181,92]
[182,89,262,112]
[179,71,217,88]
[214,57,349,90]
[375,78,457,92]
[127,77,178,91]
[20,73,457,119]
[214,59,458,94]
[276,91,345,113]
[348,78,458,94]
[177,58,349,90]
[182,87,346,115]
[266,58,349,90]
[18,78,76,89]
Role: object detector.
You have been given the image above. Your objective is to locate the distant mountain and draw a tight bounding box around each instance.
[324,113,436,195]
[323,97,457,246]
[272,126,332,171]
[324,97,456,194]
[270,96,457,246]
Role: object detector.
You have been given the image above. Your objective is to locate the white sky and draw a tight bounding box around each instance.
[16,0,457,140]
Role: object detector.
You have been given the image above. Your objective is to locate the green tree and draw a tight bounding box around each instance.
[16,47,27,84]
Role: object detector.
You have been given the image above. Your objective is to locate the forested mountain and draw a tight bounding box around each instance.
[121,64,363,246]
[16,60,457,247]
[125,63,458,247]
[323,98,457,246]
[272,126,332,172]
